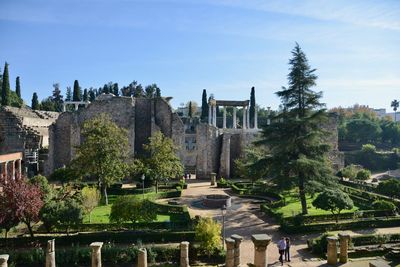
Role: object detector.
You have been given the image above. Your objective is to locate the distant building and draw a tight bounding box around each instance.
[373,108,399,122]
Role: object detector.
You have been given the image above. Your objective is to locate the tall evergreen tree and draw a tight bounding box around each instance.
[1,62,11,106]
[256,43,334,215]
[103,84,109,94]
[249,87,256,128]
[31,92,39,110]
[89,89,96,101]
[188,101,193,118]
[65,86,72,101]
[15,76,21,98]
[52,83,63,112]
[83,89,88,101]
[73,80,81,101]
[155,87,161,98]
[113,83,119,96]
[201,89,208,120]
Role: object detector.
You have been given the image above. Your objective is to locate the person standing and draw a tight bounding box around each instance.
[277,237,286,266]
[285,237,291,262]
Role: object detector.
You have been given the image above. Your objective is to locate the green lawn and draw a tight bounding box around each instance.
[276,191,359,217]
[84,204,171,224]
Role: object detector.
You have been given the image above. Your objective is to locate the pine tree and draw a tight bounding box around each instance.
[113,83,119,96]
[83,89,88,101]
[73,80,81,101]
[89,89,96,101]
[65,86,72,101]
[31,92,39,110]
[52,83,63,112]
[256,43,334,215]
[201,89,208,120]
[249,87,255,128]
[103,84,109,94]
[15,76,21,98]
[155,87,161,98]
[1,62,11,106]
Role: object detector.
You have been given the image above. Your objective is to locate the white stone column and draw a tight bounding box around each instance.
[339,233,350,263]
[90,242,103,267]
[180,241,190,267]
[74,103,79,111]
[223,106,227,129]
[231,234,243,267]
[1,162,7,180]
[0,255,9,267]
[252,234,271,267]
[225,238,235,267]
[46,239,56,267]
[62,103,66,112]
[254,106,258,129]
[10,161,15,180]
[138,248,147,267]
[242,107,246,129]
[233,107,237,129]
[212,105,217,127]
[208,104,212,125]
[247,106,250,129]
[327,236,338,265]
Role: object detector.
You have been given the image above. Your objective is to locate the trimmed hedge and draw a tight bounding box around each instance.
[0,231,196,249]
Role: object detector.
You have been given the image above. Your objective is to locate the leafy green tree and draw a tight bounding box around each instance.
[65,86,72,101]
[40,200,63,232]
[71,114,129,205]
[15,76,21,98]
[73,80,81,101]
[81,186,100,223]
[381,120,400,145]
[145,84,159,98]
[377,179,400,199]
[31,92,39,110]
[1,62,11,106]
[361,144,376,153]
[345,119,381,143]
[201,89,208,120]
[49,167,75,185]
[30,175,53,201]
[40,97,56,111]
[51,83,63,112]
[312,189,354,222]
[195,217,222,257]
[249,86,255,128]
[139,131,184,192]
[391,99,399,122]
[234,146,266,184]
[340,164,359,180]
[61,198,83,234]
[256,43,335,214]
[372,200,396,215]
[109,196,156,223]
[356,169,371,180]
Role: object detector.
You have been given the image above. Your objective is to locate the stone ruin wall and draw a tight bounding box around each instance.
[45,96,184,176]
[0,106,59,154]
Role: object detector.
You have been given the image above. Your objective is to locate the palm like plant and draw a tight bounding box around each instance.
[391,100,399,122]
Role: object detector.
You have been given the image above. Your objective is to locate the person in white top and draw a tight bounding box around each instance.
[277,237,287,266]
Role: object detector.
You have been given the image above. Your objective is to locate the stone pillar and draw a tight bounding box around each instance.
[247,106,250,128]
[210,172,216,186]
[62,103,66,112]
[251,234,271,267]
[223,106,227,129]
[46,239,56,267]
[225,238,235,267]
[10,161,15,180]
[0,255,9,267]
[338,233,350,263]
[0,162,6,180]
[90,242,103,267]
[327,236,338,265]
[74,103,79,111]
[138,248,147,267]
[254,106,258,129]
[231,234,243,267]
[213,105,217,127]
[17,159,22,179]
[180,241,190,267]
[233,107,237,129]
[242,106,246,129]
[208,104,212,125]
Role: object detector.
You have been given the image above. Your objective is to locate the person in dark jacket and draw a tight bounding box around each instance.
[285,237,291,262]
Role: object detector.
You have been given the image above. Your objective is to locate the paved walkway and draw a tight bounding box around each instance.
[180,180,397,267]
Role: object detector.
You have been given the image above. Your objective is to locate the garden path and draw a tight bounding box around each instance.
[180,180,397,267]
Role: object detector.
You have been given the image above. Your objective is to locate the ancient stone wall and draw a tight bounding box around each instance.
[195,124,221,179]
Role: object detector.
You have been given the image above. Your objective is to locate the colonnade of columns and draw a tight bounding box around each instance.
[208,104,258,130]
[0,153,23,181]
[62,101,90,112]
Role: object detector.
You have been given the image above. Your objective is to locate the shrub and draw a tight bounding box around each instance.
[195,217,222,257]
[81,186,101,223]
[340,165,360,179]
[312,189,354,222]
[361,144,377,153]
[377,179,400,199]
[356,169,371,180]
[110,196,157,223]
[372,200,397,215]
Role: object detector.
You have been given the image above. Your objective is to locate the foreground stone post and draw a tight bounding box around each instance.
[338,233,350,263]
[225,238,235,267]
[327,236,338,265]
[46,239,56,267]
[180,241,190,267]
[210,172,216,186]
[251,234,271,267]
[231,234,243,267]
[90,242,103,267]
[0,255,9,267]
[138,248,147,267]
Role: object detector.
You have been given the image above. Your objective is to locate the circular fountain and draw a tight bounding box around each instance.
[202,194,232,208]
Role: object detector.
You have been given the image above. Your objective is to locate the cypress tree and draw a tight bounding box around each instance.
[31,92,39,110]
[200,89,208,120]
[83,89,88,101]
[73,80,81,101]
[16,76,21,98]
[155,87,161,98]
[113,83,119,96]
[66,86,72,101]
[188,101,193,118]
[1,62,11,106]
[52,83,63,112]
[89,89,96,101]
[249,87,255,128]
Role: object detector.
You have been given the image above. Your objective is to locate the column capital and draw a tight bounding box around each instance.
[225,238,235,250]
[327,236,338,244]
[0,255,9,262]
[90,242,103,249]
[251,234,271,248]
[338,233,351,240]
[231,234,243,243]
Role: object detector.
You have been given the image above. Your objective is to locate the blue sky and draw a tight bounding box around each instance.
[0,0,399,111]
